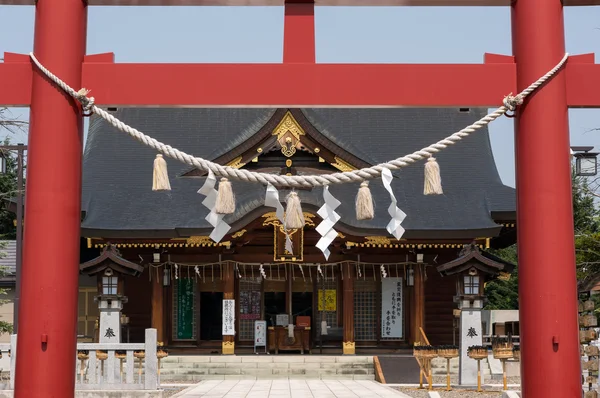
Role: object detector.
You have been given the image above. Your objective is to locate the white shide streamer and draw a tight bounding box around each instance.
[198,169,231,243]
[382,168,406,240]
[315,186,341,260]
[264,183,293,254]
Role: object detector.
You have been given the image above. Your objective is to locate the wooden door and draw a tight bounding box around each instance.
[77,287,99,342]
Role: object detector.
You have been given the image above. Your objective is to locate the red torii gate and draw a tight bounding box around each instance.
[0,0,595,397]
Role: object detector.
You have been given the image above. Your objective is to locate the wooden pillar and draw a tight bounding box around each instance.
[151,276,165,343]
[412,264,425,344]
[343,263,355,355]
[223,263,235,355]
[512,0,580,395]
[15,0,87,395]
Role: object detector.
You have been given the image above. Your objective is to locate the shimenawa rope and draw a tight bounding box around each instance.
[28,52,568,189]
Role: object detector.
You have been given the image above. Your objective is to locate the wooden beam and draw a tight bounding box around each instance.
[566,54,600,108]
[0,53,32,107]
[4,0,600,5]
[7,51,600,108]
[412,264,425,345]
[151,276,165,343]
[342,263,355,354]
[79,54,516,107]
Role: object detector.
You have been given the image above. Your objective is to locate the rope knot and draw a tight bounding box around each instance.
[76,88,95,117]
[503,93,524,111]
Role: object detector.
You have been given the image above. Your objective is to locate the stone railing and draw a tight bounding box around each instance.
[4,328,159,391]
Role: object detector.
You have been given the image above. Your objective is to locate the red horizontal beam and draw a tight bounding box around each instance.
[5,0,600,5]
[0,53,32,106]
[82,57,516,107]
[4,0,600,5]
[566,54,600,108]
[6,52,600,108]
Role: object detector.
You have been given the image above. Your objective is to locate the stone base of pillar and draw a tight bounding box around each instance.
[343,341,355,355]
[222,341,235,355]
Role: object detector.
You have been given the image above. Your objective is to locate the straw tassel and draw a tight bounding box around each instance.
[284,191,305,230]
[424,157,443,195]
[152,154,171,191]
[355,181,375,220]
[215,178,235,214]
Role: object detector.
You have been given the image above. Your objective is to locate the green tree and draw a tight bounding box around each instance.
[0,137,21,239]
[573,172,600,284]
[484,245,519,310]
[485,173,600,308]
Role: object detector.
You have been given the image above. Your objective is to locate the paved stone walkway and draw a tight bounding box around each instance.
[177,379,411,397]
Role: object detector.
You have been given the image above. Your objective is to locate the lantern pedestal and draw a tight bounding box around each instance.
[458,298,484,386]
[95,294,128,343]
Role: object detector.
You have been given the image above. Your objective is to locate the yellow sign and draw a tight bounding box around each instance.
[318,290,337,312]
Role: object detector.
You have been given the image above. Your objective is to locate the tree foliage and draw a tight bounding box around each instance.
[485,172,600,308]
[574,172,600,287]
[484,245,519,310]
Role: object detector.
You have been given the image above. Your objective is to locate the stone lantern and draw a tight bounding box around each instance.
[437,243,515,386]
[80,244,144,343]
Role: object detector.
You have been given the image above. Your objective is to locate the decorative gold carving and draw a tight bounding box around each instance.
[343,341,356,355]
[332,156,357,172]
[226,156,245,169]
[286,159,293,168]
[262,212,316,231]
[257,148,263,153]
[93,240,231,249]
[187,236,213,245]
[232,229,247,238]
[337,232,346,239]
[318,157,325,163]
[365,236,392,246]
[314,147,320,153]
[222,341,235,355]
[273,111,305,158]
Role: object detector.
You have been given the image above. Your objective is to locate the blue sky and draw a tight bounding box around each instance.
[2,5,600,187]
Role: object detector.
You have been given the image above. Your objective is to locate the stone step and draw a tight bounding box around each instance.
[161,355,373,364]
[159,374,375,381]
[157,355,374,381]
[160,361,372,370]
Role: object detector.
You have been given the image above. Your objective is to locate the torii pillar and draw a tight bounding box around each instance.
[14,0,87,396]
[513,0,581,396]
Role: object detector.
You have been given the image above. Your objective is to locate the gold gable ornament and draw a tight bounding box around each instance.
[273,111,305,158]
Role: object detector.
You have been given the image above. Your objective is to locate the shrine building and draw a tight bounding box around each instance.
[77,107,516,354]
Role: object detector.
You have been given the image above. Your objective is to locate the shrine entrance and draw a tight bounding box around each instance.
[199,292,223,341]
[1,0,593,396]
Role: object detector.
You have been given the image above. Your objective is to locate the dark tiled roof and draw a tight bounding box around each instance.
[81,108,515,239]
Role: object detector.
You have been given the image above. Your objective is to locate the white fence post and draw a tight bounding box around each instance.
[144,329,157,390]
[9,334,16,390]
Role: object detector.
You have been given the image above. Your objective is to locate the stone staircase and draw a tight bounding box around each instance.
[159,355,375,382]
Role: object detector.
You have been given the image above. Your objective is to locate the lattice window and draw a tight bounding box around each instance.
[316,276,338,335]
[238,278,262,341]
[354,280,377,341]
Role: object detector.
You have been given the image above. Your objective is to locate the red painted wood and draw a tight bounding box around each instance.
[7,0,600,6]
[283,2,315,63]
[6,51,600,108]
[512,0,581,396]
[0,54,31,106]
[80,62,516,107]
[14,0,87,397]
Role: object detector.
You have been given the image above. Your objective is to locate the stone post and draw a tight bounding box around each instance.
[96,295,128,343]
[458,298,484,386]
